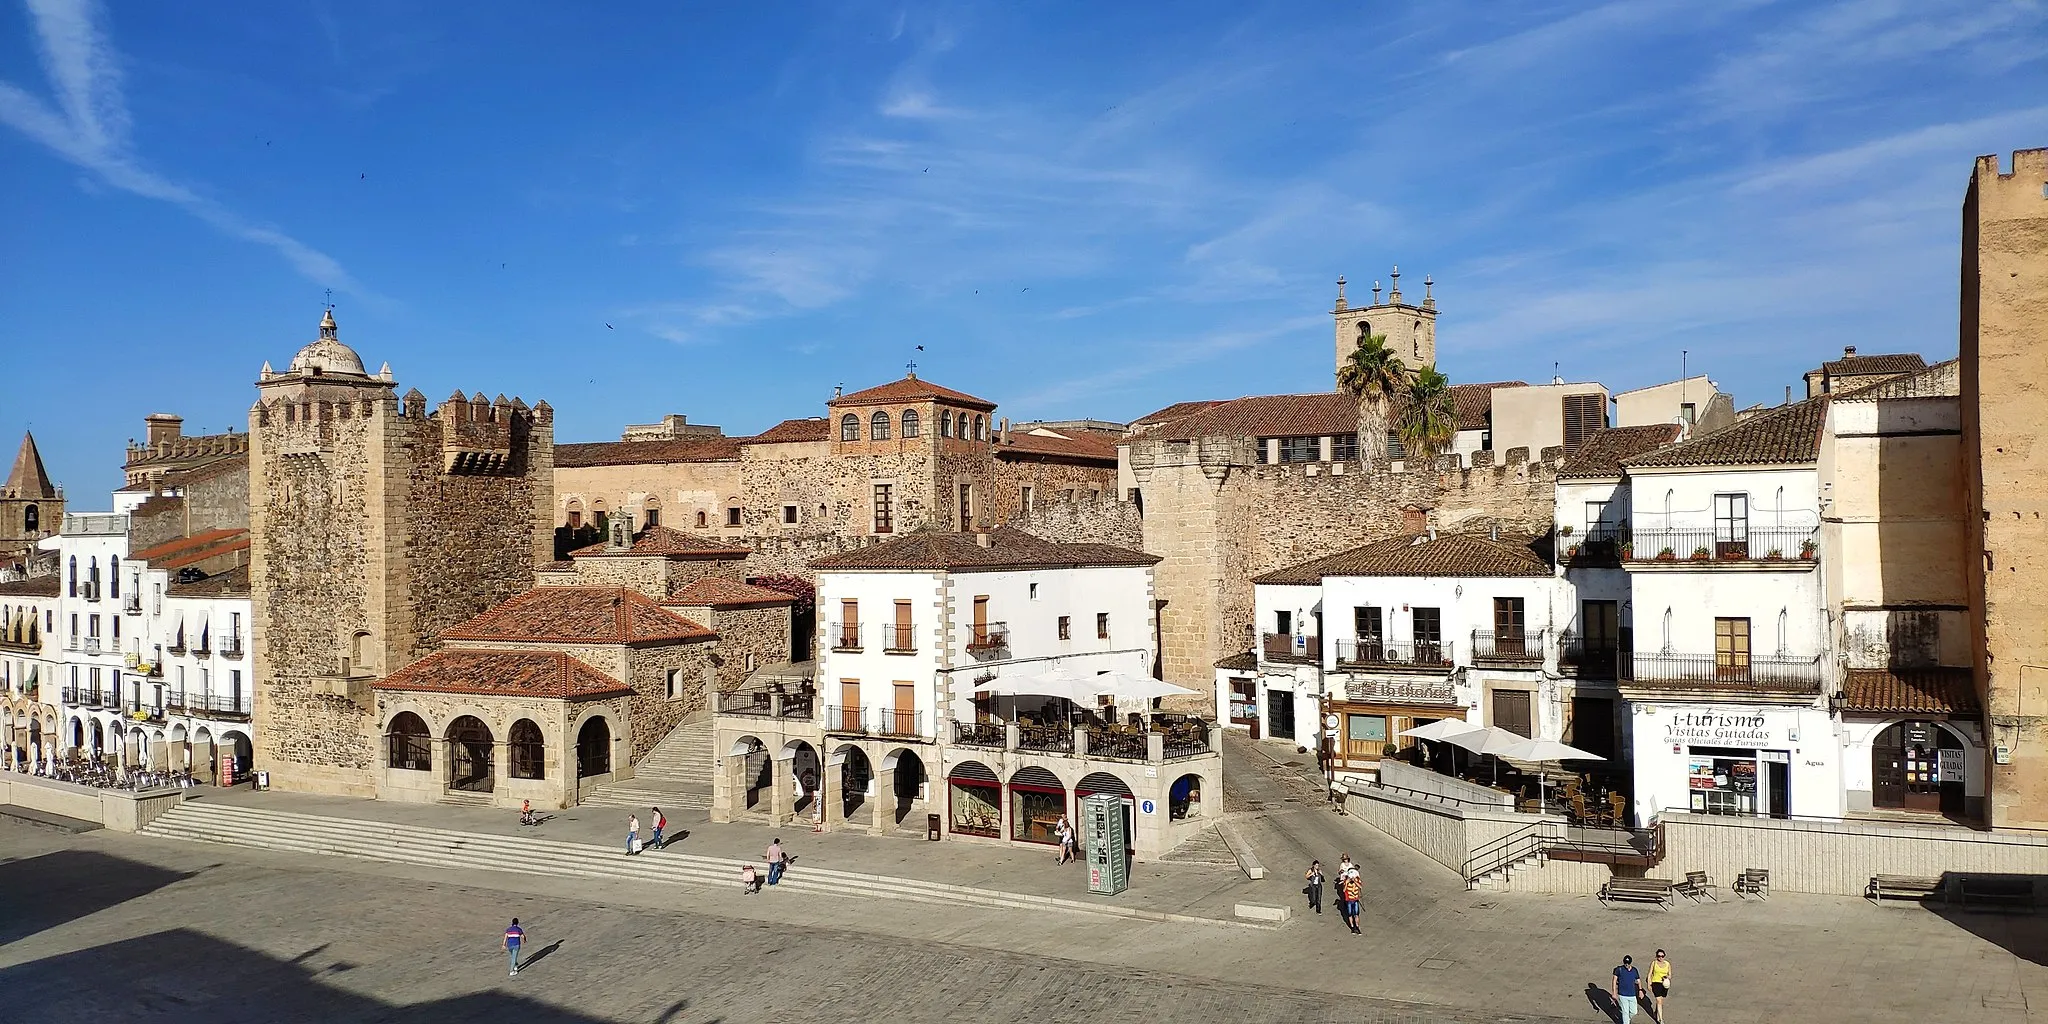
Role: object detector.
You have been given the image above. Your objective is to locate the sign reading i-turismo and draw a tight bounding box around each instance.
[1660,710,1779,747]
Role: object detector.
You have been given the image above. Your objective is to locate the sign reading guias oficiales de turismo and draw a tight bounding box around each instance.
[1660,709,1778,747]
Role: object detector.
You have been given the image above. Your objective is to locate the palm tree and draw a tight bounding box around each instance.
[1337,333,1407,470]
[1397,364,1457,468]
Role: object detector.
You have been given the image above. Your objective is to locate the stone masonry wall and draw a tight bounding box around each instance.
[672,604,792,693]
[625,639,716,761]
[1008,495,1145,550]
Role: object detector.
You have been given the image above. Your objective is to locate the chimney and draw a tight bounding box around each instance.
[1844,345,1857,357]
[1000,418,1011,444]
[833,384,843,399]
[1489,524,1499,542]
[1426,527,1437,542]
[975,532,992,548]
[144,414,183,446]
[1785,385,1791,405]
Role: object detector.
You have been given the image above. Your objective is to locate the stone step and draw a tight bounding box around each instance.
[138,801,1232,927]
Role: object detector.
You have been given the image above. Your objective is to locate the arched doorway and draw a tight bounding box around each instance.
[69,717,83,752]
[729,735,770,812]
[226,732,253,785]
[1076,771,1136,854]
[447,716,495,792]
[1873,720,1964,815]
[576,716,611,778]
[883,748,926,826]
[1009,766,1067,844]
[88,719,103,761]
[386,713,431,771]
[1170,773,1203,819]
[509,719,546,780]
[784,741,821,820]
[835,746,871,820]
[947,760,1000,837]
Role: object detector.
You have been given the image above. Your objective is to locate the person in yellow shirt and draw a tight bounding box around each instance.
[1648,949,1673,1020]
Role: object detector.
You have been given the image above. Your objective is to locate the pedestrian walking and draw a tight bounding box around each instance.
[1648,949,1672,1021]
[1303,860,1325,915]
[1338,852,1354,878]
[503,918,525,977]
[765,836,786,885]
[626,814,641,855]
[1337,870,1362,933]
[1054,815,1074,864]
[650,807,666,849]
[1612,953,1643,1024]
[740,864,759,894]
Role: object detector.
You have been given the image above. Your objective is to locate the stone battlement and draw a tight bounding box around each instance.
[125,432,249,468]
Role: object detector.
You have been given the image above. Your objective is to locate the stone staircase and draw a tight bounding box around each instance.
[580,719,714,810]
[136,799,1230,925]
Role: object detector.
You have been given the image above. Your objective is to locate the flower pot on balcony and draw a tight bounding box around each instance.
[1800,540,1817,558]
[1764,549,1783,560]
[1565,544,1581,560]
[1656,547,1676,561]
[1690,547,1711,561]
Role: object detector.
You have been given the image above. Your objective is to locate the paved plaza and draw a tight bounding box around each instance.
[0,734,2044,1022]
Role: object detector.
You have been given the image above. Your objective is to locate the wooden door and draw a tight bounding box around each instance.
[893,600,913,652]
[1715,617,1751,677]
[839,680,862,731]
[1492,690,1533,738]
[972,595,989,646]
[893,682,916,735]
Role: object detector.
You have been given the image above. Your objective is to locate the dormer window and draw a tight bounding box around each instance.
[840,414,860,441]
[870,410,891,441]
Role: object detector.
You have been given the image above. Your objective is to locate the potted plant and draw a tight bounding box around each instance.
[1382,743,1401,760]
[1764,548,1784,560]
[1565,543,1581,560]
[1690,546,1711,561]
[1560,525,1575,537]
[1620,543,1634,560]
[1656,546,1677,561]
[1800,538,1818,558]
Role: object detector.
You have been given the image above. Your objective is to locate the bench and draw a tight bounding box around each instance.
[1955,877,2036,912]
[1733,867,1770,900]
[1673,870,1720,904]
[1599,876,1674,910]
[1868,874,1945,904]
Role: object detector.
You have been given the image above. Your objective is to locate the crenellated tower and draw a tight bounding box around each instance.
[1333,266,1437,382]
[248,309,555,796]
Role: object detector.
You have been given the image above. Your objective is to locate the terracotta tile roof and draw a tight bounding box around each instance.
[1132,400,1225,426]
[374,650,634,700]
[1623,395,1828,469]
[810,526,1159,572]
[168,564,250,597]
[1215,650,1258,671]
[665,577,794,607]
[554,437,742,468]
[1557,424,1685,480]
[995,429,1118,464]
[441,587,717,644]
[537,560,574,571]
[1842,667,1980,716]
[828,375,997,411]
[745,417,831,444]
[1834,359,1959,402]
[1253,531,1551,585]
[0,576,60,597]
[1822,352,1926,377]
[132,528,244,565]
[569,525,752,559]
[1142,382,1522,440]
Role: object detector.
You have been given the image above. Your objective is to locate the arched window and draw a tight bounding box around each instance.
[447,715,495,792]
[696,510,708,528]
[642,497,660,528]
[901,409,920,438]
[88,559,100,597]
[509,719,545,780]
[565,499,583,530]
[386,712,431,771]
[870,410,891,441]
[23,504,37,533]
[351,631,373,671]
[67,557,77,597]
[592,502,609,536]
[110,557,119,599]
[973,415,986,441]
[940,411,953,438]
[577,717,612,778]
[1356,322,1370,348]
[841,414,860,441]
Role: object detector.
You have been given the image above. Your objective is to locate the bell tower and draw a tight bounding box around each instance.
[1333,266,1437,382]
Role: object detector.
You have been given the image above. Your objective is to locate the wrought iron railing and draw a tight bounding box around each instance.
[1629,652,1822,692]
[883,625,916,653]
[1560,526,1629,567]
[827,622,861,652]
[1334,639,1455,672]
[966,622,1009,651]
[1163,730,1211,760]
[184,693,251,716]
[1085,729,1147,760]
[1559,634,1624,679]
[1261,632,1318,664]
[220,637,244,659]
[1470,630,1545,664]
[876,709,921,737]
[952,721,1005,748]
[1627,526,1818,564]
[1016,726,1073,753]
[777,696,814,720]
[825,705,867,734]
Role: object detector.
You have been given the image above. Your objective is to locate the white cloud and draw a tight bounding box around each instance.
[0,0,360,291]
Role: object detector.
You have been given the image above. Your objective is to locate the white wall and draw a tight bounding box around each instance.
[1626,701,1842,823]
[815,570,944,737]
[1555,479,1629,537]
[1320,573,1560,668]
[1627,567,1824,660]
[1628,466,1821,552]
[1252,583,1322,643]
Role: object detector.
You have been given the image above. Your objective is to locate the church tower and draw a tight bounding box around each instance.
[1333,266,1437,382]
[0,431,62,572]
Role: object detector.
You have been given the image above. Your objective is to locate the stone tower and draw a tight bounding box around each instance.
[0,432,62,572]
[248,310,555,796]
[1962,147,2048,829]
[1333,266,1437,381]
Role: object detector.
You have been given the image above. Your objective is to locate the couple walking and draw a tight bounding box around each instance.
[1303,854,1364,933]
[739,838,791,894]
[1610,950,1674,1022]
[624,808,668,855]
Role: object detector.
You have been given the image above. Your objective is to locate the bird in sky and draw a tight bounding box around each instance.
[360,173,365,180]
[604,323,614,330]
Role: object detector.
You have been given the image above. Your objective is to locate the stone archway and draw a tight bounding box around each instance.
[727,734,771,813]
[832,745,872,822]
[446,715,495,793]
[877,747,927,832]
[576,716,612,779]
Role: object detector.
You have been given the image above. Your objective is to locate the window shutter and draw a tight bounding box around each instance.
[1562,394,1604,451]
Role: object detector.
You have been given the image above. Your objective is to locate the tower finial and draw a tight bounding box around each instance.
[1423,274,1435,310]
[1372,280,1382,304]
[1334,275,1347,311]
[319,306,337,339]
[1388,265,1401,304]
[906,359,918,380]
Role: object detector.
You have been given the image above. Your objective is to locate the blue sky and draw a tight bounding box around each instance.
[3,1,2045,499]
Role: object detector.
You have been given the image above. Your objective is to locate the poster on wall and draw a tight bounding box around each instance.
[1729,760,1757,793]
[1938,748,1963,784]
[1688,759,1716,790]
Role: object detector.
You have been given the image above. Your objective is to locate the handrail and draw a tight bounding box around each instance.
[1458,815,1665,884]
[1462,821,1547,883]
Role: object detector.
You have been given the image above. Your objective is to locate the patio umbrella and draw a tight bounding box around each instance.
[1493,737,1605,815]
[1089,670,1198,702]
[1443,726,1527,786]
[978,668,1099,725]
[1398,719,1482,742]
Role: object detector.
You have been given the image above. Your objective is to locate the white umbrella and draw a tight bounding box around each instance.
[1090,670,1198,702]
[1495,737,1605,764]
[1399,719,1482,742]
[1443,726,1525,756]
[979,668,1099,704]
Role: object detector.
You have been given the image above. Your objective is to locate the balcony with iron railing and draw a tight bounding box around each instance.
[1261,632,1319,665]
[1626,526,1819,566]
[950,718,1221,763]
[219,636,244,659]
[1470,629,1546,667]
[0,632,39,653]
[952,720,1006,748]
[81,637,102,655]
[883,625,917,654]
[1559,526,1628,568]
[173,691,252,719]
[825,704,867,734]
[167,635,187,655]
[61,685,99,705]
[100,689,120,710]
[965,622,1010,661]
[876,708,922,737]
[122,594,142,614]
[1016,724,1074,754]
[1334,639,1456,673]
[1628,651,1822,694]
[125,701,165,724]
[827,622,862,653]
[1558,633,1627,680]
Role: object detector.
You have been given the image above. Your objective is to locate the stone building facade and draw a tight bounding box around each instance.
[1962,148,2048,829]
[0,433,62,577]
[248,310,555,797]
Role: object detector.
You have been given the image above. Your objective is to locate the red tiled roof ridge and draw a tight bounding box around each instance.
[132,528,249,565]
[1623,394,1829,470]
[666,577,794,607]
[809,525,1159,572]
[1253,530,1551,584]
[568,524,752,558]
[829,376,997,411]
[373,649,635,700]
[440,586,716,644]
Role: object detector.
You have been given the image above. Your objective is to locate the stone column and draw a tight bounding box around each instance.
[192,735,216,783]
[148,736,170,770]
[1147,731,1165,762]
[869,764,896,835]
[770,754,795,823]
[170,738,189,772]
[820,757,842,832]
[712,748,735,822]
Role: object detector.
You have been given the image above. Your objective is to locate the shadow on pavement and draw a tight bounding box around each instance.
[520,940,564,972]
[0,849,198,946]
[1583,983,1619,1023]
[0,929,625,1023]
